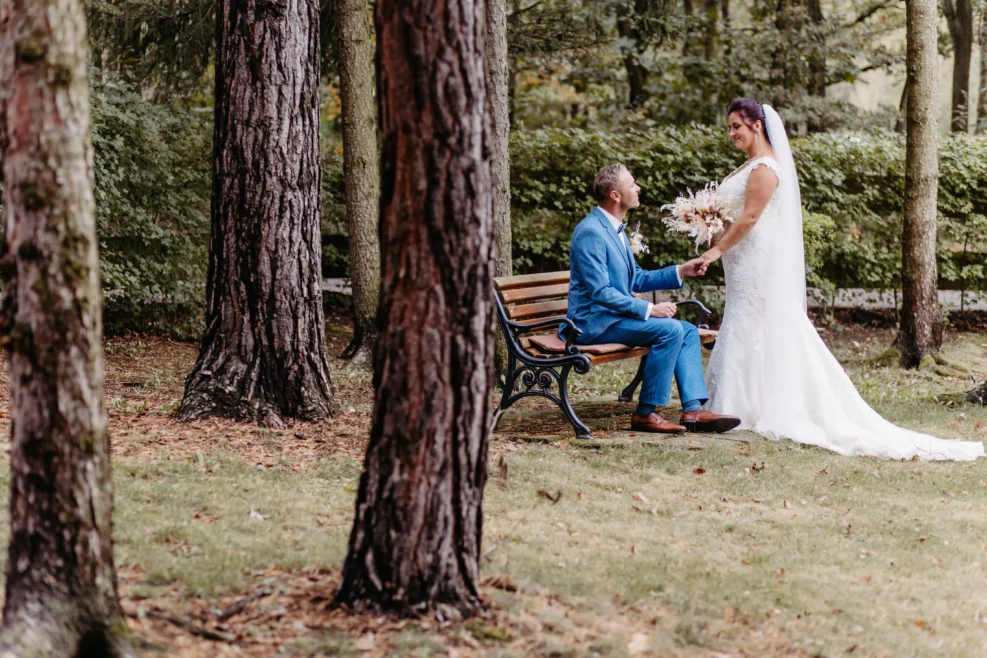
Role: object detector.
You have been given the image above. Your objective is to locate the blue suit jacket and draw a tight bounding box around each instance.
[564,208,683,343]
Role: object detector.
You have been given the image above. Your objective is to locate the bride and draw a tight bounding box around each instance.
[698,98,984,461]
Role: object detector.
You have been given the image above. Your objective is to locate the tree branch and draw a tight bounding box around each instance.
[848,0,899,27]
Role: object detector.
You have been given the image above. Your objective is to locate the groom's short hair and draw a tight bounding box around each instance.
[593,163,628,203]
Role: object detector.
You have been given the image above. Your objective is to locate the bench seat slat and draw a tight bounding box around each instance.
[499,282,570,304]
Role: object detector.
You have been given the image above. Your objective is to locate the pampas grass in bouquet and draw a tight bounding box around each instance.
[660,182,728,250]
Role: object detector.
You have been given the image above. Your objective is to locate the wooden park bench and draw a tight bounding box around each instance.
[493,271,717,439]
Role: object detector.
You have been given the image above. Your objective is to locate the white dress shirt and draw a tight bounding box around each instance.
[596,206,682,320]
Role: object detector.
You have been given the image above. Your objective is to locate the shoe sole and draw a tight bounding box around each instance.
[682,418,742,433]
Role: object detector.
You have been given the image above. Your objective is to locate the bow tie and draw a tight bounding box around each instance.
[617,223,627,234]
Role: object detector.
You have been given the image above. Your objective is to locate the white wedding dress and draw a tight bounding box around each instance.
[704,107,984,461]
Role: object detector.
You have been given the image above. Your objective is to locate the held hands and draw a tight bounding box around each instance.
[650,302,678,319]
[678,257,709,278]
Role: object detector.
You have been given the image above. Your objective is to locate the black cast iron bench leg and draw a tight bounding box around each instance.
[496,353,593,440]
[618,355,647,402]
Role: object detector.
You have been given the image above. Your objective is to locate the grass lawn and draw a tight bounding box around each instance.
[0,316,985,657]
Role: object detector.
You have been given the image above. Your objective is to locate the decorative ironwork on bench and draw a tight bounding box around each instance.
[493,272,716,440]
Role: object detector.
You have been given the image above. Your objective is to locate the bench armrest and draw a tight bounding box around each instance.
[493,293,582,355]
[676,299,712,328]
[510,316,582,355]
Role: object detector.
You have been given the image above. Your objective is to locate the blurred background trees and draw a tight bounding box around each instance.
[2,0,980,337]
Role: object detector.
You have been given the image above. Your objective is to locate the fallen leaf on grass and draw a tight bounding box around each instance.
[918,537,927,542]
[481,575,518,592]
[914,620,928,629]
[354,632,376,651]
[693,467,706,475]
[748,462,766,473]
[633,492,649,503]
[537,489,562,504]
[630,544,638,555]
[627,632,650,655]
[248,508,268,521]
[783,499,791,509]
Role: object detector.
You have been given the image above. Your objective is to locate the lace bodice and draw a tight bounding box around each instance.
[717,156,783,220]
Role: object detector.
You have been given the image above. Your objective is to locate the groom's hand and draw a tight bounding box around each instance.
[678,257,709,278]
[650,302,678,319]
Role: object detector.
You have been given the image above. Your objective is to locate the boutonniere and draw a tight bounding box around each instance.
[628,223,650,256]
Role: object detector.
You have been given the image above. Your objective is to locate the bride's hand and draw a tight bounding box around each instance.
[700,247,723,265]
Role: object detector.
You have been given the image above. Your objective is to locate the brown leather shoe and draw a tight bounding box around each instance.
[631,412,686,434]
[679,410,741,433]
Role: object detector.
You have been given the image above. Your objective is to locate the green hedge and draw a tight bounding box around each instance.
[6,96,984,336]
[507,126,987,302]
[91,74,212,336]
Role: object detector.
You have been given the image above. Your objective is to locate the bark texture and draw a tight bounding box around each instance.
[0,0,133,654]
[337,0,381,365]
[977,1,987,131]
[895,0,945,368]
[944,0,973,133]
[487,0,512,381]
[178,0,334,427]
[335,0,495,616]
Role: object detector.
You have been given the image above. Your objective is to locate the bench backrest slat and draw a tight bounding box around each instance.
[495,271,570,291]
[499,282,569,304]
[507,299,568,320]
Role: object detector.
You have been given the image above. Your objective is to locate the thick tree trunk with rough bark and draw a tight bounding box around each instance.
[335,0,495,616]
[178,0,334,427]
[977,1,987,131]
[944,0,973,133]
[0,1,134,655]
[895,0,945,368]
[337,0,381,365]
[487,0,512,381]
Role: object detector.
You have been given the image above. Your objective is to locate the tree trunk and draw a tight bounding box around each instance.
[807,0,825,97]
[703,0,717,61]
[0,1,134,654]
[487,0,512,382]
[944,0,973,133]
[178,0,334,427]
[337,0,381,365]
[895,77,908,134]
[335,0,495,616]
[682,0,695,57]
[977,0,987,131]
[617,14,649,107]
[895,0,945,368]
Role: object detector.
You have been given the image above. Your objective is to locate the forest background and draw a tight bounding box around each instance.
[18,0,987,338]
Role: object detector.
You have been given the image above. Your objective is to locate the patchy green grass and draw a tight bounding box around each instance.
[0,327,983,656]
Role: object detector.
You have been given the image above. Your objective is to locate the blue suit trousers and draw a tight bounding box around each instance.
[589,318,709,408]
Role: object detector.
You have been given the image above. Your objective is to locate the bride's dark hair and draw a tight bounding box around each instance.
[726,98,770,144]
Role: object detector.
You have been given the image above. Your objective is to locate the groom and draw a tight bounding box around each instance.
[565,163,741,434]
